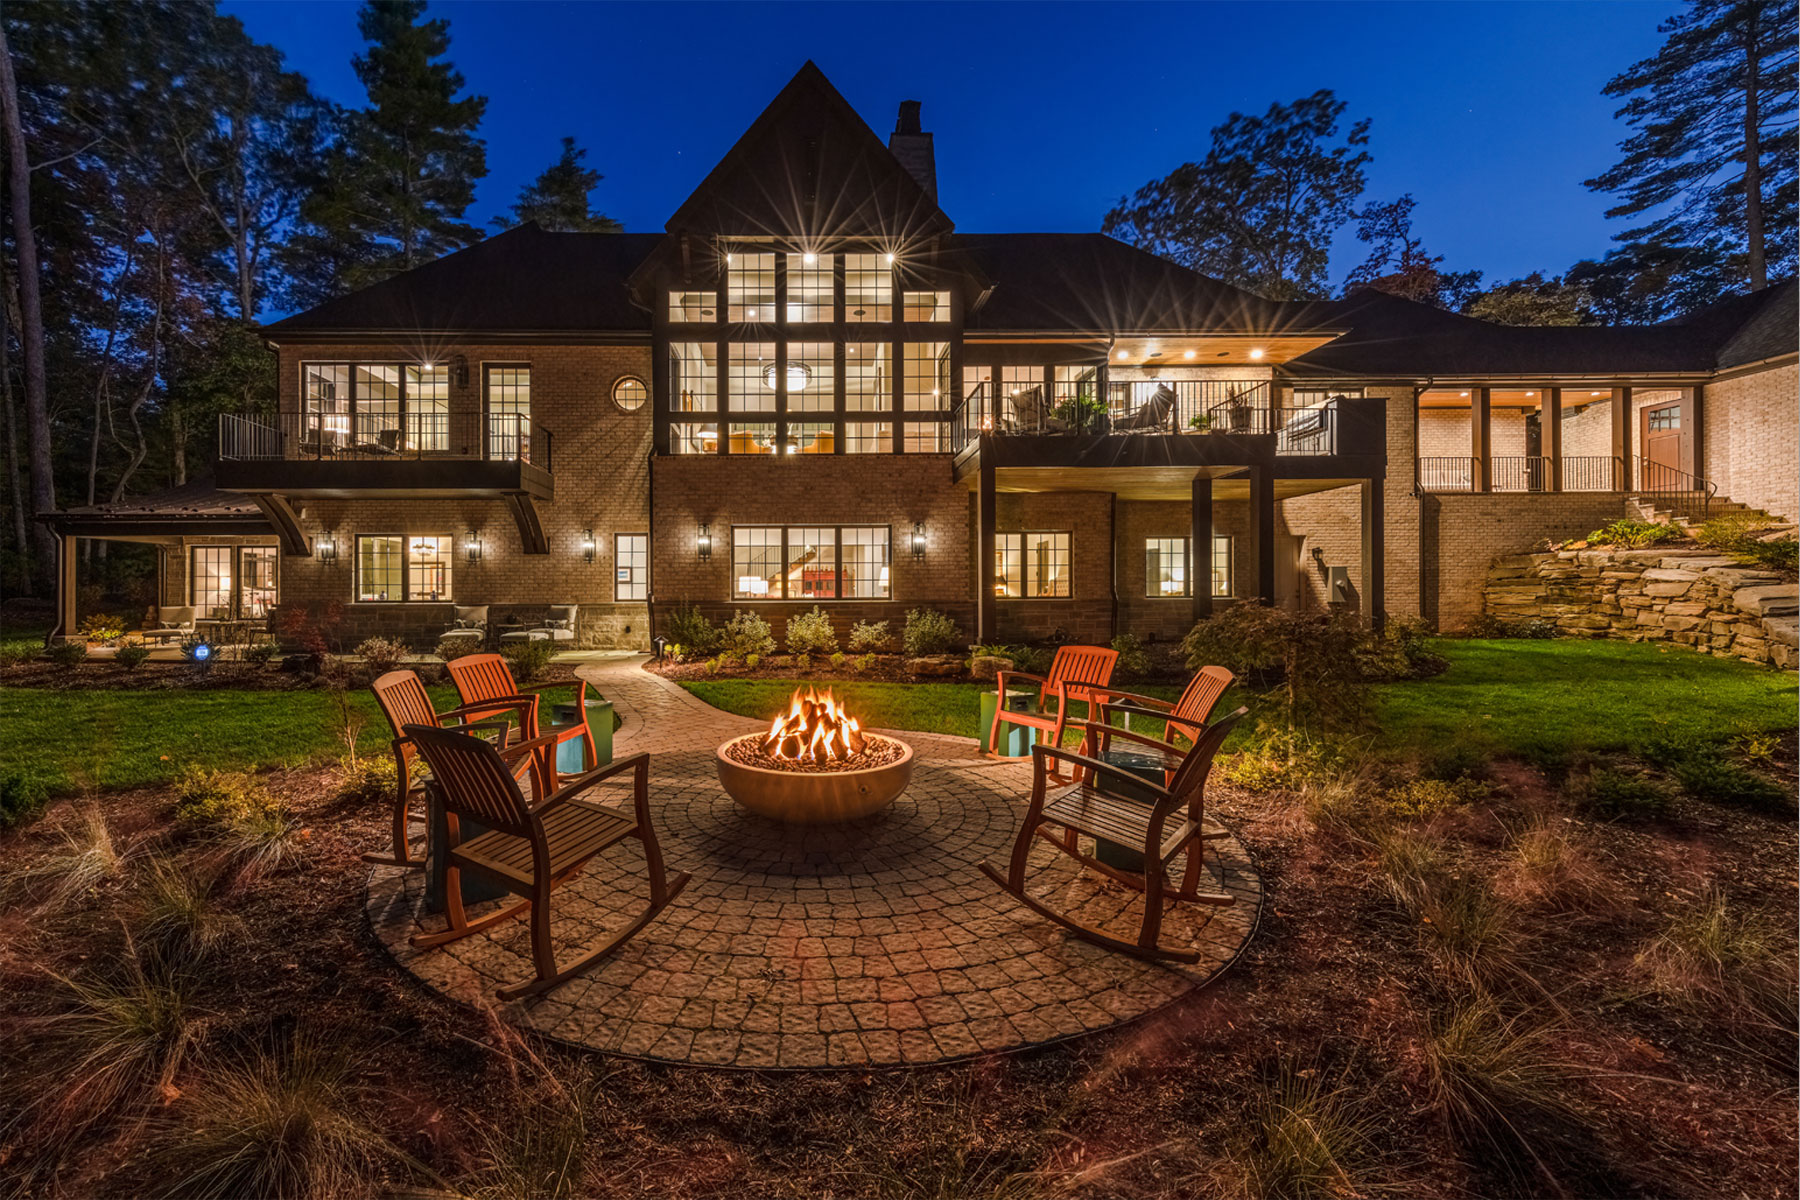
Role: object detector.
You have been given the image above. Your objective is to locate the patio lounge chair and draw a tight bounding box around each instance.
[402,723,689,1000]
[1112,384,1177,433]
[979,706,1247,962]
[448,652,598,784]
[441,604,489,650]
[987,644,1122,761]
[367,669,536,869]
[1094,665,1235,771]
[145,605,196,645]
[500,605,579,645]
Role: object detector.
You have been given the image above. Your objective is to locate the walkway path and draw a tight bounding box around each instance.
[366,657,1261,1068]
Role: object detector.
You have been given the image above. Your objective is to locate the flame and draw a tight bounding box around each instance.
[764,685,868,764]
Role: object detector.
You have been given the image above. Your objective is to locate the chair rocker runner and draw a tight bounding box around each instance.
[449,652,598,785]
[987,644,1121,761]
[979,707,1248,963]
[367,669,537,870]
[402,723,690,1001]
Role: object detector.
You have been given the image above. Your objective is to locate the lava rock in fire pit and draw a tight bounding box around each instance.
[715,685,915,822]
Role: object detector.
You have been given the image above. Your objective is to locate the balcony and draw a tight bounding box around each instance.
[216,412,554,501]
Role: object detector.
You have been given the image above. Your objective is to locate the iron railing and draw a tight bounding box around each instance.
[1561,455,1622,492]
[1418,456,1478,492]
[1491,456,1551,493]
[219,411,551,470]
[1635,455,1715,520]
[946,379,1339,453]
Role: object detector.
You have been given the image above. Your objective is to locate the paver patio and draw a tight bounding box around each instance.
[366,657,1262,1068]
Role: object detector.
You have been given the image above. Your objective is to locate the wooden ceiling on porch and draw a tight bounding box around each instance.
[978,466,1362,502]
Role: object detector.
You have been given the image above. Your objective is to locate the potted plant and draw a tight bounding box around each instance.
[1188,412,1213,433]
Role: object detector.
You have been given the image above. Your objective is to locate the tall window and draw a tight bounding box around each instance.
[406,364,448,450]
[732,526,890,599]
[844,253,891,322]
[239,547,279,617]
[1143,536,1233,597]
[727,252,776,321]
[357,535,453,602]
[844,343,890,412]
[995,532,1070,598]
[190,547,234,619]
[302,365,350,444]
[615,534,648,601]
[485,366,531,461]
[354,365,402,444]
[903,342,949,411]
[785,253,834,322]
[902,290,951,321]
[728,343,775,413]
[785,342,834,413]
[670,343,717,411]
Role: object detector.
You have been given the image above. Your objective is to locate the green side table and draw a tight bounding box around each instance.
[551,697,615,776]
[1092,748,1167,873]
[980,687,1038,756]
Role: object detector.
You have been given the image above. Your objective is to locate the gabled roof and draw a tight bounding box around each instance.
[660,61,953,243]
[1666,278,1799,370]
[263,225,661,336]
[955,234,1308,335]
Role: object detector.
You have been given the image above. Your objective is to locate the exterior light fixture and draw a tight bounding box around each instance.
[464,529,482,563]
[316,535,339,565]
[763,362,812,391]
[697,523,712,561]
[191,641,213,675]
[581,529,596,563]
[1249,348,1266,360]
[911,522,926,558]
[451,354,469,386]
[421,360,435,371]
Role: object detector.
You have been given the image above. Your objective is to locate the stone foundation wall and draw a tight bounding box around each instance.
[1483,547,1797,669]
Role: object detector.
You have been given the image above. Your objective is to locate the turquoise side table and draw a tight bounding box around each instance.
[979,687,1038,756]
[551,697,615,776]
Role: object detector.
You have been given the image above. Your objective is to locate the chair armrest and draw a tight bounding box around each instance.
[1098,689,1177,714]
[1029,744,1174,803]
[452,694,540,717]
[497,733,559,763]
[515,680,585,696]
[1078,719,1187,757]
[532,752,649,815]
[993,670,1047,691]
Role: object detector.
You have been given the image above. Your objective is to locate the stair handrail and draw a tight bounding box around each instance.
[1633,455,1718,520]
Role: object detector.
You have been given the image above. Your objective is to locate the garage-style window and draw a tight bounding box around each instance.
[732,526,890,599]
[995,532,1070,598]
[356,535,453,602]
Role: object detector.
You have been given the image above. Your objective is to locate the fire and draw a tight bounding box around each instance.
[764,685,868,764]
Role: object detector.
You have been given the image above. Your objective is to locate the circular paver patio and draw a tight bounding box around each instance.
[366,657,1262,1068]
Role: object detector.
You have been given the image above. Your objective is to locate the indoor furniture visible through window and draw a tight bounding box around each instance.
[1142,536,1233,598]
[731,526,890,599]
[994,532,1071,598]
[357,535,453,602]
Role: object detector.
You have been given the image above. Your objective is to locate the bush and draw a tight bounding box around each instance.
[503,637,554,683]
[853,653,875,673]
[1462,612,1559,640]
[664,601,717,655]
[1586,517,1678,549]
[174,767,280,828]
[1565,763,1673,819]
[334,757,397,807]
[115,644,152,672]
[1109,634,1151,679]
[1183,604,1373,741]
[1669,751,1791,813]
[244,641,280,667]
[829,651,846,668]
[45,640,89,667]
[434,636,480,662]
[1741,536,1798,574]
[1359,615,1452,678]
[78,613,127,644]
[902,608,960,656]
[847,620,892,653]
[354,636,408,678]
[742,652,761,670]
[785,606,839,655]
[1693,515,1799,576]
[0,770,50,829]
[717,610,776,661]
[1384,776,1489,820]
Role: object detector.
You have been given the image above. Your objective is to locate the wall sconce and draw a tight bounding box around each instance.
[452,354,469,387]
[911,522,926,558]
[581,529,596,563]
[464,529,483,563]
[697,523,713,561]
[316,534,338,565]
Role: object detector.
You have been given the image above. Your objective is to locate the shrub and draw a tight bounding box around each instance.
[503,637,554,683]
[902,608,960,656]
[1384,776,1489,820]
[435,636,480,662]
[1693,514,1798,576]
[1586,517,1679,549]
[45,640,89,667]
[334,757,397,808]
[174,768,278,828]
[1109,633,1150,679]
[0,769,50,829]
[847,619,892,653]
[743,653,761,670]
[785,606,839,654]
[1359,614,1453,677]
[244,641,280,667]
[795,653,812,673]
[853,653,875,673]
[78,613,127,644]
[829,651,846,668]
[717,610,777,661]
[663,602,718,655]
[1741,536,1798,574]
[1565,763,1673,819]
[1462,612,1558,640]
[115,644,152,672]
[1669,750,1791,813]
[354,636,408,678]
[1183,604,1373,741]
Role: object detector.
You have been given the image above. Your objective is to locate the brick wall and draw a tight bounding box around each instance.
[1113,499,1255,641]
[1277,485,1363,614]
[991,491,1113,643]
[1704,363,1798,522]
[1423,492,1627,630]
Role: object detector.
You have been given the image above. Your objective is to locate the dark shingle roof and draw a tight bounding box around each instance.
[1667,278,1799,370]
[53,481,264,518]
[263,225,661,336]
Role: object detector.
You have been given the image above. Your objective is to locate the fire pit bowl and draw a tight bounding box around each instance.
[714,685,915,823]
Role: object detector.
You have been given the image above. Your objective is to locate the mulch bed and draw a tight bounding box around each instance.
[0,727,1793,1196]
[0,658,588,692]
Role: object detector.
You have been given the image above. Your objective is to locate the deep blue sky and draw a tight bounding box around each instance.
[224,0,1678,287]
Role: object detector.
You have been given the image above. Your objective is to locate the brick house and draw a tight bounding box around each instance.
[43,63,1799,648]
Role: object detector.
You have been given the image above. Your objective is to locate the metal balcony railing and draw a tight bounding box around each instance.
[947,379,1345,453]
[1561,455,1622,492]
[1491,456,1552,493]
[1418,456,1478,492]
[219,411,551,471]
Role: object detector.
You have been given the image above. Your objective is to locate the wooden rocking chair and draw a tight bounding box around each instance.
[448,653,598,785]
[402,723,690,1001]
[987,644,1121,760]
[1091,665,1235,775]
[366,669,536,870]
[979,706,1247,963]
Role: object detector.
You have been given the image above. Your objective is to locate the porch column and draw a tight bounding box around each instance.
[1545,387,1563,492]
[1249,464,1276,604]
[1361,479,1385,630]
[54,533,77,642]
[1471,386,1492,492]
[1611,387,1632,491]
[1191,472,1213,623]
[1691,385,1706,485]
[977,456,997,641]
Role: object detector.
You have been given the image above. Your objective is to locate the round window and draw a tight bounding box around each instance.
[612,375,648,413]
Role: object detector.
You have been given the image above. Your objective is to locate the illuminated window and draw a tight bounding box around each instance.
[844,253,892,322]
[841,526,890,598]
[484,366,531,461]
[668,290,716,322]
[669,422,717,454]
[612,375,648,413]
[785,253,834,322]
[787,526,836,598]
[406,364,448,450]
[844,343,890,412]
[1143,536,1233,597]
[356,535,453,603]
[902,290,951,321]
[725,421,776,454]
[303,365,350,445]
[901,423,947,453]
[615,534,648,601]
[1648,408,1680,431]
[190,547,234,619]
[843,422,892,453]
[354,364,401,446]
[727,252,776,322]
[1000,365,1045,429]
[995,532,1070,598]
[903,342,949,411]
[1211,535,1233,597]
[731,527,783,598]
[670,342,717,411]
[728,343,775,413]
[785,342,833,413]
[784,422,835,455]
[239,547,278,617]
[731,526,890,599]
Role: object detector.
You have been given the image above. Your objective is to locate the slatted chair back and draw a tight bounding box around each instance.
[372,670,438,766]
[448,652,520,710]
[1044,644,1120,710]
[1169,666,1234,739]
[403,723,536,838]
[1161,707,1247,817]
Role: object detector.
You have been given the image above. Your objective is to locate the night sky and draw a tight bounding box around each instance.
[223,0,1679,287]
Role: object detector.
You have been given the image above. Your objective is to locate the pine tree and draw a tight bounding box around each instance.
[1586,0,1797,291]
[1343,194,1482,309]
[498,136,620,232]
[291,0,487,299]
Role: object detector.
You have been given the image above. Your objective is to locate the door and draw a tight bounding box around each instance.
[1640,397,1691,490]
[1276,534,1305,612]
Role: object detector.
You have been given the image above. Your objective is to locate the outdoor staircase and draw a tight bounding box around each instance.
[1626,492,1781,530]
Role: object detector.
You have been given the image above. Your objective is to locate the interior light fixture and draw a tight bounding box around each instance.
[803,252,817,264]
[884,253,895,265]
[763,362,812,391]
[1115,349,1129,360]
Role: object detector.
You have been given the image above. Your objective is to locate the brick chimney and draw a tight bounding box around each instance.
[888,100,937,201]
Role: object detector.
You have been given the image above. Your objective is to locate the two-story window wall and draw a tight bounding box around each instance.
[658,246,959,455]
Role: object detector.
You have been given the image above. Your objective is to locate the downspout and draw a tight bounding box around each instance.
[1107,492,1119,641]
[645,449,656,651]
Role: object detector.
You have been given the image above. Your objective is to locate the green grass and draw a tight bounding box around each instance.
[1374,639,1796,761]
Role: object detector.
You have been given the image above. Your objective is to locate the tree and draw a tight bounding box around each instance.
[1462,272,1593,326]
[289,0,487,301]
[497,136,620,233]
[1565,240,1737,323]
[1103,91,1371,300]
[1343,194,1483,309]
[1586,0,1798,291]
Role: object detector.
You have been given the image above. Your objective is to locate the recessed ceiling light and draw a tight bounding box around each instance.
[1183,350,1196,359]
[1591,390,1604,396]
[1525,390,1534,396]
[1249,348,1265,360]
[1460,391,1469,397]
[1116,349,1129,360]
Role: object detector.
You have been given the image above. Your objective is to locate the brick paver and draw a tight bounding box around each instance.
[366,657,1262,1068]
